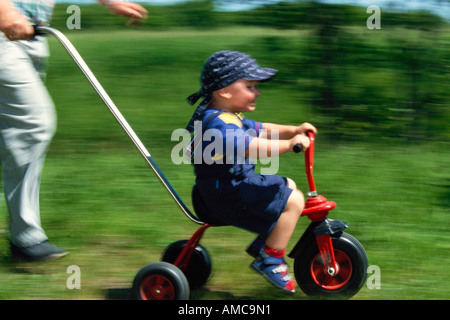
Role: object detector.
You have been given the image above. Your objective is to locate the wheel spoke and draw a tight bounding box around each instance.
[141,275,175,300]
[310,249,352,290]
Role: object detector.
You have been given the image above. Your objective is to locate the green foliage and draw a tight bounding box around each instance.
[53,1,448,30]
[52,1,449,142]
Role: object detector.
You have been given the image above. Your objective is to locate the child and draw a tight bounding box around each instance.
[186,50,317,293]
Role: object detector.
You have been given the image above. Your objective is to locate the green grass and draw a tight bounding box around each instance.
[0,27,448,300]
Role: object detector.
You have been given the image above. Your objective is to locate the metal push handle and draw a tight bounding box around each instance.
[37,26,203,224]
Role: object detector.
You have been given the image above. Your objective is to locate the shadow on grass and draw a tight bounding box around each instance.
[104,286,305,300]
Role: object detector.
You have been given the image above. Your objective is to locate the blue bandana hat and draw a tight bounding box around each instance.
[185,50,277,132]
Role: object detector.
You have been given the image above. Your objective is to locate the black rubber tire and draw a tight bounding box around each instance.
[161,240,212,290]
[132,262,190,300]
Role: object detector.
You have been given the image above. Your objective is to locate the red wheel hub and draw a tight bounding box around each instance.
[310,249,352,290]
[140,274,175,300]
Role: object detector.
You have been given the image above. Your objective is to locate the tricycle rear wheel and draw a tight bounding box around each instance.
[132,262,190,300]
[162,240,212,290]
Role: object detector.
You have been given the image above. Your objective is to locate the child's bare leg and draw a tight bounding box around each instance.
[265,178,304,251]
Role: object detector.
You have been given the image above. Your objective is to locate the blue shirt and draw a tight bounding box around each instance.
[193,108,262,180]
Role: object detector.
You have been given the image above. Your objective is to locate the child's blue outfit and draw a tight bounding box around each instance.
[186,50,297,293]
[193,107,293,239]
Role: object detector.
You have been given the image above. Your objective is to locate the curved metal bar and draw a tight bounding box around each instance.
[38,26,203,225]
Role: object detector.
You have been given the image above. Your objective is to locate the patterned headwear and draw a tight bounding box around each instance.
[185,50,277,132]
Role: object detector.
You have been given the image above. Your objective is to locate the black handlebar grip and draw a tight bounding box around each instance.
[32,25,45,37]
[293,144,303,153]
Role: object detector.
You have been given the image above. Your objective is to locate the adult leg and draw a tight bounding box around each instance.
[0,35,62,258]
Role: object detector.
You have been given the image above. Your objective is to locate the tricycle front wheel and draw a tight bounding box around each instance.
[293,232,368,299]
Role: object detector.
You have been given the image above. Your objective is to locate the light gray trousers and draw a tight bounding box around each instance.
[0,33,56,248]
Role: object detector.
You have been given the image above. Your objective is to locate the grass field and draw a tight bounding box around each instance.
[0,27,448,300]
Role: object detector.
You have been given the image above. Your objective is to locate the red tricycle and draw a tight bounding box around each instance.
[132,131,368,300]
[39,26,368,300]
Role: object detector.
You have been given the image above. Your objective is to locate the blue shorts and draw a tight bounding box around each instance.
[194,173,293,237]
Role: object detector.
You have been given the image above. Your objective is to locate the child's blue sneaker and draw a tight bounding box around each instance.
[251,252,296,293]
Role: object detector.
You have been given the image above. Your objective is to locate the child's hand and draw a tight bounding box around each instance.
[289,134,311,152]
[297,122,317,136]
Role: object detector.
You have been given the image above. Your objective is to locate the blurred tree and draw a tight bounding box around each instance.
[49,0,449,141]
[289,0,449,142]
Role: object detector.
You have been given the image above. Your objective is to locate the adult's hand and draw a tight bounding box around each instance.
[102,0,148,21]
[0,4,34,41]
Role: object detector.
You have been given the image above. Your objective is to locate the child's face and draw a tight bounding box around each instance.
[221,79,261,113]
